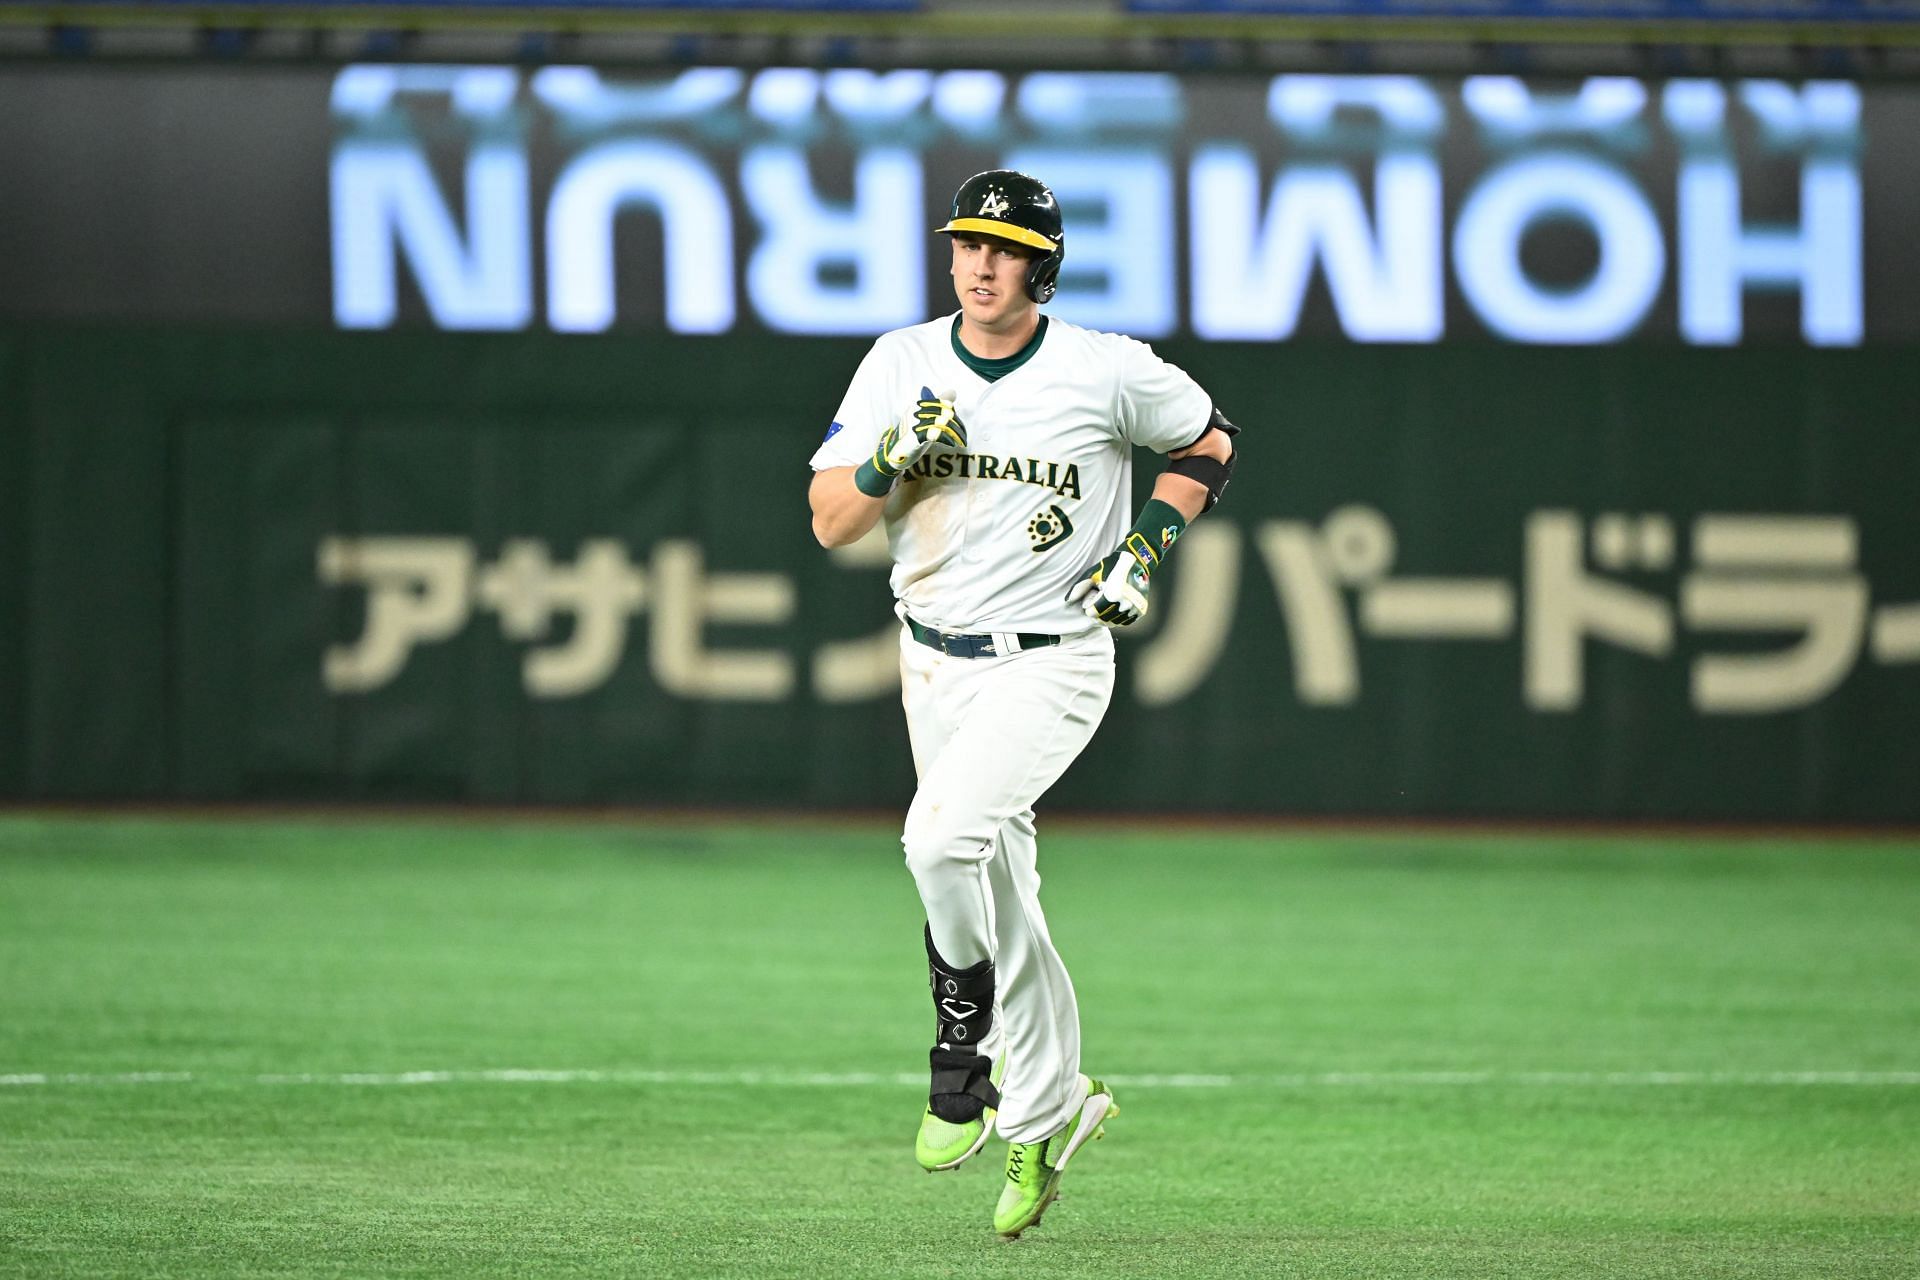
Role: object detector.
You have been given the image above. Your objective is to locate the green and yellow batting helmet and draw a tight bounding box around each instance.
[936,170,1065,304]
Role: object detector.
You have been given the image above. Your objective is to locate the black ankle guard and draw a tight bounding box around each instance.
[924,926,995,1049]
[929,1046,1000,1123]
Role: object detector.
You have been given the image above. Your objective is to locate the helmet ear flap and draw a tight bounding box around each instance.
[939,169,1064,302]
[1026,241,1064,304]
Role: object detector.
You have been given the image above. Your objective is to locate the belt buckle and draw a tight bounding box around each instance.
[943,630,989,658]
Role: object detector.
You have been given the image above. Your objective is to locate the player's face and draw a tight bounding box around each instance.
[950,234,1039,333]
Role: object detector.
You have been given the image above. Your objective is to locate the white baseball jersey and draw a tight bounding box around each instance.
[810,313,1213,636]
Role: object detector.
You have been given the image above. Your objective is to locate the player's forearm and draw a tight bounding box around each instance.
[809,466,888,548]
[1154,427,1234,522]
[1150,471,1210,524]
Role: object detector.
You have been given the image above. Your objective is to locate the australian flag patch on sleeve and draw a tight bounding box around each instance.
[822,422,844,443]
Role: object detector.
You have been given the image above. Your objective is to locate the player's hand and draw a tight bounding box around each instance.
[872,387,966,479]
[1065,543,1154,628]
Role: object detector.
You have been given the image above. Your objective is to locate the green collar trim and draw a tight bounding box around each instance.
[950,314,1048,384]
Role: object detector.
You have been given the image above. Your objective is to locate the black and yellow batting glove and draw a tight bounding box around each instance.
[854,387,967,497]
[1064,499,1188,628]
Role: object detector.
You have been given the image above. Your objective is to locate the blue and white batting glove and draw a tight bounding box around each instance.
[854,388,966,496]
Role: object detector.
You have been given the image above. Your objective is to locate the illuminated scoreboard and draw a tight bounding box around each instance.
[3,65,1914,346]
[327,67,1882,346]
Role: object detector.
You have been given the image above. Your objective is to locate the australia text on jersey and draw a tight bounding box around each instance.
[896,451,1082,500]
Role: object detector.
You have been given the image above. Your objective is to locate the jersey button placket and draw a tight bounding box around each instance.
[957,410,986,568]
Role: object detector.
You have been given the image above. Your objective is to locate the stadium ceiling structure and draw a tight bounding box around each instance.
[1,0,1918,76]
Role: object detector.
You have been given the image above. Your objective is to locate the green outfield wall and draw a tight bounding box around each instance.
[2,325,1916,821]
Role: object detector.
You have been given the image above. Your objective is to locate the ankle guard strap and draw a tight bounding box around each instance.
[925,926,994,1049]
[928,1046,1000,1122]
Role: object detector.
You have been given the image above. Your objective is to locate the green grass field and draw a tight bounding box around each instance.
[2,813,1916,1279]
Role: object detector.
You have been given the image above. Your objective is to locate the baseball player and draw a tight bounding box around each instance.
[807,170,1238,1239]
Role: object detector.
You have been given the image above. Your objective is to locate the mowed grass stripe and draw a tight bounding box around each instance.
[6,1068,1920,1088]
[2,815,1917,1280]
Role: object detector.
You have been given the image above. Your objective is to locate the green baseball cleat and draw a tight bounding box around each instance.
[993,1074,1118,1239]
[916,1105,993,1172]
[916,1055,1004,1172]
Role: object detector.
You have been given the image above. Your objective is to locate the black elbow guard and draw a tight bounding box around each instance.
[1200,405,1240,439]
[1166,407,1238,512]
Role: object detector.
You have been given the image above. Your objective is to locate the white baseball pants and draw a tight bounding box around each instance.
[897,624,1115,1144]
